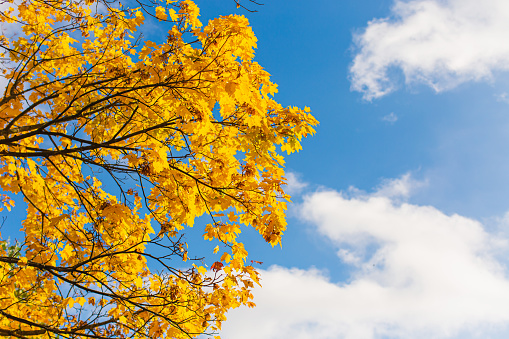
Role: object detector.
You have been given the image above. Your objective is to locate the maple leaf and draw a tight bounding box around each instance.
[211,262,224,271]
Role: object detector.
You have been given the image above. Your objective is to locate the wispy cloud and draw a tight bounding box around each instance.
[495,92,509,104]
[221,174,509,339]
[382,112,398,124]
[374,172,426,199]
[284,172,308,196]
[350,0,509,100]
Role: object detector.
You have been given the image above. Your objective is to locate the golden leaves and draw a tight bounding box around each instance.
[0,0,317,337]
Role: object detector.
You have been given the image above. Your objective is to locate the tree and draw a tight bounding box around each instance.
[0,0,317,338]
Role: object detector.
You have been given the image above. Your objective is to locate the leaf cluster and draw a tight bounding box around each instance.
[0,0,317,338]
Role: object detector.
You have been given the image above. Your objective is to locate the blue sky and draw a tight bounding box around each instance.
[4,0,509,338]
[192,0,509,338]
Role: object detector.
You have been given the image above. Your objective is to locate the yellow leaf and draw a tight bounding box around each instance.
[220,252,231,263]
[49,214,69,227]
[76,297,86,307]
[169,8,179,21]
[228,211,238,222]
[225,82,236,95]
[61,245,74,260]
[155,7,168,20]
[67,298,75,308]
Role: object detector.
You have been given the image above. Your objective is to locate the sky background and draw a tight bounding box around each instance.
[4,0,509,338]
[193,0,509,338]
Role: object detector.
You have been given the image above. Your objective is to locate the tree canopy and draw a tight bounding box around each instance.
[0,0,317,337]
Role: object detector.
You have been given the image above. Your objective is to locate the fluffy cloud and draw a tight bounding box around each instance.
[350,0,509,100]
[220,175,509,339]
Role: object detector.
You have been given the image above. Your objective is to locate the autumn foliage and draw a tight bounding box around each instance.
[0,0,317,337]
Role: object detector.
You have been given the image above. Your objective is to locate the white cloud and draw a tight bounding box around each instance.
[495,92,509,104]
[285,171,308,196]
[336,248,362,266]
[220,174,509,339]
[350,0,509,100]
[382,112,398,123]
[374,172,426,199]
